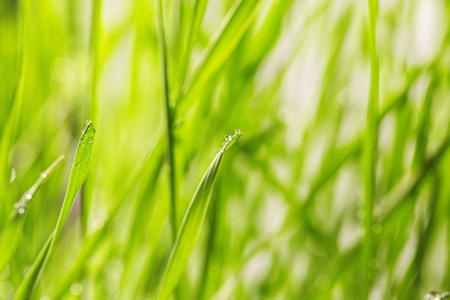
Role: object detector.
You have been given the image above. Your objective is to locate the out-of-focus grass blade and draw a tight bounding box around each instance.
[0,155,64,274]
[179,0,209,87]
[14,121,95,300]
[244,0,295,70]
[412,76,438,167]
[178,0,260,107]
[0,0,29,226]
[156,130,243,300]
[364,0,379,295]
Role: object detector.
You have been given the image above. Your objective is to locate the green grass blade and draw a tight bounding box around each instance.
[412,76,437,167]
[178,0,260,106]
[156,130,243,300]
[0,0,29,226]
[179,0,209,87]
[48,127,164,299]
[0,155,64,274]
[156,0,178,241]
[363,0,379,295]
[13,121,95,300]
[89,0,102,124]
[54,121,95,233]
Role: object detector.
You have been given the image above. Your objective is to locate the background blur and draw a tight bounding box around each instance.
[1,0,450,299]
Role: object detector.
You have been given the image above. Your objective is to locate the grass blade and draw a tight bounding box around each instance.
[179,0,209,87]
[178,0,260,107]
[156,0,178,241]
[156,130,243,300]
[13,121,95,300]
[0,155,64,274]
[0,0,29,226]
[363,0,379,295]
[48,127,164,299]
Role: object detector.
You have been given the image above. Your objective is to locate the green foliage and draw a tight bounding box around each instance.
[1,0,450,299]
[13,122,95,300]
[157,130,242,300]
[0,155,64,276]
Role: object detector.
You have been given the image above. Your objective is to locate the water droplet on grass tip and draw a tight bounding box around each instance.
[225,134,232,142]
[18,208,25,214]
[235,129,242,135]
[41,172,47,178]
[26,193,32,200]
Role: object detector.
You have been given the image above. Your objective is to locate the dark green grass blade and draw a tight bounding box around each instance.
[13,121,95,300]
[156,0,177,241]
[156,131,243,300]
[0,155,64,274]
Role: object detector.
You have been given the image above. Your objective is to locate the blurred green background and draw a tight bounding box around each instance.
[1,0,450,299]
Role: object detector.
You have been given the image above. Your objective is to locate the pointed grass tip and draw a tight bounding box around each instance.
[220,129,243,153]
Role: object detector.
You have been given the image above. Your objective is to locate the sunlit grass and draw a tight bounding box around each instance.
[1,0,450,299]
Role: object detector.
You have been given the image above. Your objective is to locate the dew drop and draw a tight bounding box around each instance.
[225,135,232,142]
[41,172,47,179]
[235,129,242,135]
[26,193,32,200]
[86,120,90,125]
[74,162,80,168]
[17,208,25,214]
[223,142,228,147]
[14,203,20,209]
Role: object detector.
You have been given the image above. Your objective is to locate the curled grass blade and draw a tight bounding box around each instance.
[13,121,95,300]
[156,130,243,300]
